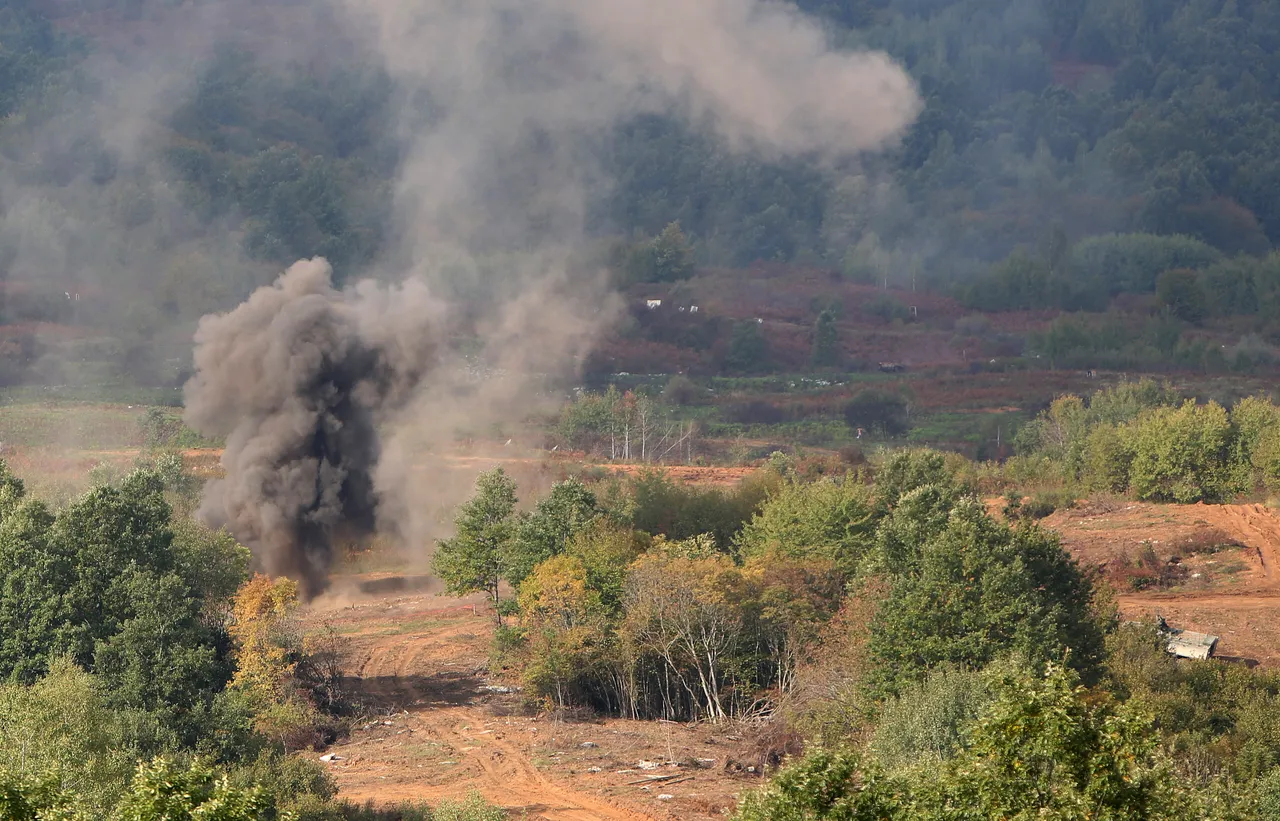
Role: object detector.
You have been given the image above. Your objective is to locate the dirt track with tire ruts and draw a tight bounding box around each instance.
[303,578,766,819]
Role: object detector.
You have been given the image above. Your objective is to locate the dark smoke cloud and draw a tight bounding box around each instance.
[183,258,440,597]
[183,0,920,594]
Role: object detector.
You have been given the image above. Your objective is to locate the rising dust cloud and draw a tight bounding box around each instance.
[185,0,922,597]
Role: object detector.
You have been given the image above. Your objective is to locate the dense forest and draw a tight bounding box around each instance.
[5,0,1280,816]
[0,0,1278,388]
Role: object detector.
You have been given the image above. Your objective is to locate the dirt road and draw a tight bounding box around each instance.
[306,585,758,820]
[1043,500,1280,664]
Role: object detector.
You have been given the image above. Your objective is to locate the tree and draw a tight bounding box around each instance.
[1233,396,1280,493]
[562,522,644,616]
[623,552,750,721]
[0,468,232,747]
[626,469,769,549]
[747,551,845,694]
[0,657,132,815]
[167,519,251,625]
[736,477,877,577]
[724,320,768,373]
[228,575,300,699]
[1156,268,1208,324]
[1083,423,1134,493]
[0,460,24,521]
[873,449,964,511]
[506,478,599,588]
[433,468,518,621]
[1128,401,1246,503]
[866,499,1104,697]
[811,309,841,367]
[844,389,909,437]
[613,222,695,284]
[516,555,610,708]
[650,221,695,282]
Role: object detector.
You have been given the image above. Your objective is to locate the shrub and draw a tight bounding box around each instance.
[868,665,992,771]
[863,294,911,322]
[1128,401,1247,503]
[736,477,877,576]
[844,390,909,437]
[1019,488,1076,520]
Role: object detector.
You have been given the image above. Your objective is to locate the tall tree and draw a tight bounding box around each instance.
[811,309,841,367]
[866,498,1104,697]
[433,468,518,621]
[506,478,599,588]
[650,221,695,282]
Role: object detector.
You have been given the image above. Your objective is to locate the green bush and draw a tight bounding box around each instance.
[866,499,1103,697]
[736,476,876,576]
[867,666,992,771]
[1128,401,1247,503]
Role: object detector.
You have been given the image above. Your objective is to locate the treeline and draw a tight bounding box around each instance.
[7,0,1280,303]
[966,230,1280,336]
[0,458,501,820]
[440,447,1280,819]
[1011,379,1280,503]
[435,451,1101,721]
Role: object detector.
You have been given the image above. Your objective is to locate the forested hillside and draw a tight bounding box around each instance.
[0,0,1275,318]
[0,0,1273,463]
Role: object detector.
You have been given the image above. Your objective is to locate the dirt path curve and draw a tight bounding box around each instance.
[310,593,661,821]
[1214,503,1280,582]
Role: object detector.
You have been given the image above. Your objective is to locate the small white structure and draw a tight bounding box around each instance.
[1167,630,1219,660]
[1157,616,1219,660]
[646,299,662,309]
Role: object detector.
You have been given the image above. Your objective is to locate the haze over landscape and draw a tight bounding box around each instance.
[3,0,1280,818]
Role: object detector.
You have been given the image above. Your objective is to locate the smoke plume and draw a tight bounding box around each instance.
[184,258,440,596]
[186,0,921,593]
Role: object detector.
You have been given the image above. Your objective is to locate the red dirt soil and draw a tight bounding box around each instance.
[1042,500,1280,665]
[303,580,768,820]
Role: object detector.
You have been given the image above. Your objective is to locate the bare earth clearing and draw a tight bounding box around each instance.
[304,577,768,820]
[1042,500,1280,665]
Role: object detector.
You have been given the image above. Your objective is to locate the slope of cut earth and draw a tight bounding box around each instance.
[304,579,767,820]
[1042,500,1280,664]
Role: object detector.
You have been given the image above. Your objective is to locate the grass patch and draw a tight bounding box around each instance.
[0,402,145,449]
[1214,559,1249,576]
[0,400,220,451]
[0,385,187,406]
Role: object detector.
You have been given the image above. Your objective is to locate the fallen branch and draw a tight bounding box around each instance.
[626,773,691,786]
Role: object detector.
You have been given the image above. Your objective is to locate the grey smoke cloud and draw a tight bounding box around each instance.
[188,0,920,591]
[350,0,921,265]
[184,258,440,596]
